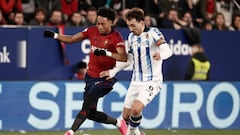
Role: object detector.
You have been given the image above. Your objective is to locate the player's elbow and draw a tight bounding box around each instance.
[122,56,128,62]
[118,54,128,62]
[67,37,78,44]
[64,36,80,44]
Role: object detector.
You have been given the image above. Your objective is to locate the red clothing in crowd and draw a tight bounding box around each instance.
[206,0,215,14]
[61,0,78,17]
[0,0,22,14]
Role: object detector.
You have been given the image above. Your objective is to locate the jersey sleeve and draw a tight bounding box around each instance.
[81,27,91,39]
[150,27,166,46]
[114,32,125,48]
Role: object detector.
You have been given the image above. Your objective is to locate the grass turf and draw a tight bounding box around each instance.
[0,130,240,135]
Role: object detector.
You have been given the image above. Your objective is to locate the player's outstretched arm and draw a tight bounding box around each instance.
[111,47,128,62]
[43,30,84,44]
[99,54,132,78]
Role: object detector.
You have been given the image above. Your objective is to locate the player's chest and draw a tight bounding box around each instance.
[130,34,154,50]
[90,36,114,48]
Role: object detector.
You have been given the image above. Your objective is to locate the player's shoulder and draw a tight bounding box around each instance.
[127,32,134,40]
[85,26,98,32]
[112,29,122,36]
[148,27,162,33]
[110,29,124,40]
[147,27,163,36]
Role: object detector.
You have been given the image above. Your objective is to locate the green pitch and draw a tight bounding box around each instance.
[0,130,240,135]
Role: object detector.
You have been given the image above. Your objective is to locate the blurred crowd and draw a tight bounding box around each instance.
[0,0,240,31]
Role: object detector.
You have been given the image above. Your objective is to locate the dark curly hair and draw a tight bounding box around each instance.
[97,7,115,22]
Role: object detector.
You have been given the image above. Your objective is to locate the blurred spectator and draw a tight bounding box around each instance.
[144,14,157,27]
[212,12,230,30]
[0,0,22,23]
[182,11,196,28]
[22,0,35,23]
[109,0,123,12]
[113,8,129,27]
[229,14,240,31]
[29,8,47,26]
[83,6,97,26]
[178,0,203,27]
[91,0,106,9]
[78,0,93,16]
[216,0,234,26]
[61,0,78,22]
[202,20,213,30]
[160,8,187,29]
[185,44,211,81]
[125,0,145,9]
[47,9,65,27]
[0,9,7,25]
[10,11,26,25]
[144,0,160,18]
[178,0,195,16]
[182,10,201,47]
[65,11,84,27]
[72,61,87,80]
[35,0,61,19]
[197,0,217,23]
[157,0,180,17]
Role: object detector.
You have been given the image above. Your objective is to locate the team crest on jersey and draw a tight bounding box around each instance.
[104,40,108,46]
[146,33,149,38]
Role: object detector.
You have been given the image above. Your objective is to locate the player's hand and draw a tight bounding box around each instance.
[94,49,105,56]
[43,30,57,38]
[94,49,112,57]
[153,52,161,61]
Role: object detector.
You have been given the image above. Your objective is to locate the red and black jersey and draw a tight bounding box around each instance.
[82,26,125,78]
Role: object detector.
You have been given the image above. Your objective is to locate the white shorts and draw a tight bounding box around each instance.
[123,80,161,109]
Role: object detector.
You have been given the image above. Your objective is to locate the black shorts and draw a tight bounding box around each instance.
[84,73,117,99]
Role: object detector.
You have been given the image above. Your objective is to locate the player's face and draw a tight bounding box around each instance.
[96,16,113,34]
[126,18,144,35]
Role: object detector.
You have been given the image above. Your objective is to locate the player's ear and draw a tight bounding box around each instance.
[108,19,114,25]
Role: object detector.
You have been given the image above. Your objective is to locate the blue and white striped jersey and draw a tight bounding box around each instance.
[127,27,172,82]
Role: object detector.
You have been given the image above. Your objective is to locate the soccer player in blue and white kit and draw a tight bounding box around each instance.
[100,7,172,135]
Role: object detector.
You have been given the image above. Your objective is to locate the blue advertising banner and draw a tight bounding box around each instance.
[27,27,73,80]
[0,81,239,131]
[0,28,27,80]
[201,30,240,81]
[0,27,240,81]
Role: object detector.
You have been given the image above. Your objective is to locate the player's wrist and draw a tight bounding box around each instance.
[53,33,58,39]
[106,51,112,57]
[109,68,117,78]
[43,30,58,39]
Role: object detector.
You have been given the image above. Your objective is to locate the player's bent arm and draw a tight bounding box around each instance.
[111,47,128,62]
[109,54,132,77]
[159,43,173,60]
[56,32,85,44]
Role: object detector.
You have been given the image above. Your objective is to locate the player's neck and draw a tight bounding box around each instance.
[101,27,114,35]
